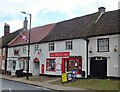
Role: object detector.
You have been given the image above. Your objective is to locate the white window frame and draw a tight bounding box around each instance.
[46,58,56,71]
[66,41,73,50]
[22,46,27,54]
[49,43,54,51]
[34,44,39,53]
[13,47,19,55]
[97,38,109,52]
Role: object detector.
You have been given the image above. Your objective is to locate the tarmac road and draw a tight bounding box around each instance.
[1,78,58,92]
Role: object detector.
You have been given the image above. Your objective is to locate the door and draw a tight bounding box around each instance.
[33,62,40,75]
[62,57,82,75]
[90,57,107,78]
[33,58,40,75]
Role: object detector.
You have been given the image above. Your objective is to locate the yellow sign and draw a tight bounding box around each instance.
[62,73,68,83]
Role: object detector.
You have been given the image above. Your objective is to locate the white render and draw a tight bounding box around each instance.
[88,34,120,77]
[7,45,33,73]
[7,34,120,78]
[30,38,87,77]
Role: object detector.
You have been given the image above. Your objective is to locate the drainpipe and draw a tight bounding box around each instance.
[82,37,89,78]
[4,46,8,74]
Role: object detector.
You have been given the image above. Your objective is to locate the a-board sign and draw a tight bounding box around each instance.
[61,73,68,83]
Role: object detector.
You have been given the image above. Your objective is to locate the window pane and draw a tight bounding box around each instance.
[66,41,73,50]
[49,43,54,51]
[98,38,109,52]
[46,59,56,71]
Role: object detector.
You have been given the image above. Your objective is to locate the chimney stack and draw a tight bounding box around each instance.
[4,23,10,36]
[23,17,28,29]
[98,7,105,13]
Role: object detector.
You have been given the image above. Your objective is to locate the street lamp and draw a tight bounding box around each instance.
[21,11,32,80]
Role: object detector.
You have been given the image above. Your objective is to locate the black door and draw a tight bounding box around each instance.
[90,57,107,79]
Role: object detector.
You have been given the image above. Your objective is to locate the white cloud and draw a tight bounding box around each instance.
[0,0,119,37]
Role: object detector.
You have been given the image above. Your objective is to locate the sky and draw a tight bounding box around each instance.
[0,0,119,37]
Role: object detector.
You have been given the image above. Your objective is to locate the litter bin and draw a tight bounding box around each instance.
[81,71,85,77]
[16,69,23,77]
[11,70,16,76]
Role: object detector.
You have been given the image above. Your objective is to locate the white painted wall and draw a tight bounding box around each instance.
[88,34,120,77]
[7,45,34,74]
[34,39,87,77]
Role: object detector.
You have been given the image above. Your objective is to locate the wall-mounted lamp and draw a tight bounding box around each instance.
[114,45,117,52]
[89,48,92,53]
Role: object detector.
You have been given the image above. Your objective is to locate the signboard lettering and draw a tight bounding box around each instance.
[50,52,70,57]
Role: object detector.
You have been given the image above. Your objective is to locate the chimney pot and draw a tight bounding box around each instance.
[4,23,10,36]
[23,17,28,29]
[98,7,105,12]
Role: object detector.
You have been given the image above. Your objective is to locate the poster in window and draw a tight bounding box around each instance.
[56,63,61,71]
[67,73,72,81]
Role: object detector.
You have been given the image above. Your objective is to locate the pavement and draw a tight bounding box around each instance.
[0,74,85,91]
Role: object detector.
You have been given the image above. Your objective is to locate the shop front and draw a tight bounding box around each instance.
[62,56,82,78]
[48,52,82,78]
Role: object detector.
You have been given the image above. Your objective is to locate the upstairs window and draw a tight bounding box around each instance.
[13,47,19,55]
[34,44,39,53]
[49,43,54,51]
[22,46,27,54]
[97,38,109,52]
[66,41,73,50]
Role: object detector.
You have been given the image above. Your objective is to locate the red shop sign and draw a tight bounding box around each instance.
[50,52,70,57]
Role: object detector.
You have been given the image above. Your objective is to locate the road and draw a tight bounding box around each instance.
[1,78,58,92]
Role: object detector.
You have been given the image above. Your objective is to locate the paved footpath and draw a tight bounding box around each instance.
[0,74,86,91]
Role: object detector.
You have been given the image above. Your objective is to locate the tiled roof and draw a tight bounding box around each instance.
[9,23,56,46]
[41,10,120,42]
[41,12,100,42]
[0,28,23,48]
[89,10,120,37]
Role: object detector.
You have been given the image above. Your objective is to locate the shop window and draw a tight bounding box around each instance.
[97,38,109,52]
[49,43,54,51]
[8,61,12,69]
[19,61,23,70]
[66,41,73,50]
[67,58,82,74]
[46,58,56,71]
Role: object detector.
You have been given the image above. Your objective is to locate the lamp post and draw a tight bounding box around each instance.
[21,11,31,80]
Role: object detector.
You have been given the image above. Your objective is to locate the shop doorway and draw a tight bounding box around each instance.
[90,57,107,79]
[33,58,40,75]
[62,57,82,77]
